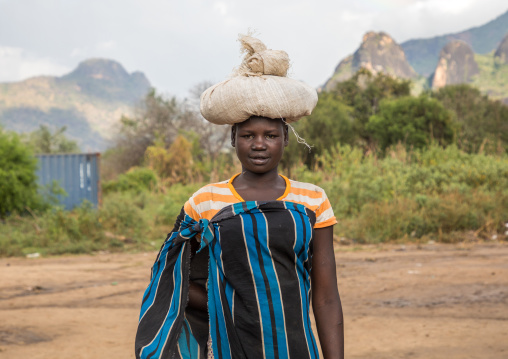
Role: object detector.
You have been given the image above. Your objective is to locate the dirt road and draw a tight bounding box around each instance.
[1,242,507,358]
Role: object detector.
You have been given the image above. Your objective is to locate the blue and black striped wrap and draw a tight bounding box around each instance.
[135,201,319,359]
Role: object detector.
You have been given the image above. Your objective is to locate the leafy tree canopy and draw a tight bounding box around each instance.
[104,87,230,179]
[331,69,412,143]
[23,125,80,154]
[0,128,39,218]
[431,84,508,153]
[366,95,455,152]
[283,91,354,170]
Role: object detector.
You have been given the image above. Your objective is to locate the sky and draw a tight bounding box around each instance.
[0,0,507,98]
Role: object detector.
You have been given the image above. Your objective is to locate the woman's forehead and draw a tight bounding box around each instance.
[236,116,285,130]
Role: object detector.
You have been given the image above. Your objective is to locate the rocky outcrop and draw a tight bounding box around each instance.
[494,33,508,64]
[402,9,508,76]
[59,58,151,102]
[324,32,417,91]
[431,41,479,89]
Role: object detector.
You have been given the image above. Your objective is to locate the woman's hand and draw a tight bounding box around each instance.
[312,226,344,359]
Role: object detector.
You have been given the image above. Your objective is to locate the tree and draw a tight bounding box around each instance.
[366,95,455,152]
[0,128,39,218]
[431,84,508,153]
[104,84,233,182]
[332,69,411,146]
[282,91,354,170]
[24,125,80,154]
[145,135,196,184]
[105,89,200,176]
[186,81,232,181]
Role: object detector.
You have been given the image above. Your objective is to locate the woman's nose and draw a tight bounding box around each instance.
[252,136,267,149]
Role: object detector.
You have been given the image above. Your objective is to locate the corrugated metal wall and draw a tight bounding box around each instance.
[35,153,101,210]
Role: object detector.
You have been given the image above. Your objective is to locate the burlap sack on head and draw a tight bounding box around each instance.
[200,35,318,125]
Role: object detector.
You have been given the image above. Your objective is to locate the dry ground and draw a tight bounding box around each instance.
[1,242,507,358]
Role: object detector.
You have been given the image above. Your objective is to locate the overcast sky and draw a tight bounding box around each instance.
[0,0,507,98]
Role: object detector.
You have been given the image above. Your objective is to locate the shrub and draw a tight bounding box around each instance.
[309,144,508,242]
[103,167,159,194]
[366,95,455,152]
[156,183,203,226]
[0,129,39,217]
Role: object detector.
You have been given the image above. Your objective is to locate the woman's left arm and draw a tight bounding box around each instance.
[312,226,344,359]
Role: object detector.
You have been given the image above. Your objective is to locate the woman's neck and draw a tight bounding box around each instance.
[232,168,286,201]
[238,168,280,187]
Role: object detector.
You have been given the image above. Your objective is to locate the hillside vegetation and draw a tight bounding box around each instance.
[472,52,508,102]
[1,71,508,256]
[325,10,508,104]
[0,59,150,151]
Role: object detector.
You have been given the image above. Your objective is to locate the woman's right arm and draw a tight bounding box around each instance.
[312,225,344,359]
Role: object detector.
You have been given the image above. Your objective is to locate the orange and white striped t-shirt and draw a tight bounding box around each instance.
[184,173,337,228]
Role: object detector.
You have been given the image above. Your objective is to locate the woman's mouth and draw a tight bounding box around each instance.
[250,156,269,165]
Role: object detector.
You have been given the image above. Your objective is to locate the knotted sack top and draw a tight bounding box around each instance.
[200,35,318,125]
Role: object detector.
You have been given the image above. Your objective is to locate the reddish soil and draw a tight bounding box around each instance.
[0,242,507,358]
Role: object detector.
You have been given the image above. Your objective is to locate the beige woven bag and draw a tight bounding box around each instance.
[200,35,318,125]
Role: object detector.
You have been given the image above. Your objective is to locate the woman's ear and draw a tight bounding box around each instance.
[231,125,236,147]
[283,124,289,147]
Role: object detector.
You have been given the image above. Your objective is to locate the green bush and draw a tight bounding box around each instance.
[100,191,148,237]
[302,144,508,242]
[366,95,455,152]
[103,167,159,194]
[0,180,205,257]
[156,183,203,226]
[0,129,39,217]
[336,191,508,243]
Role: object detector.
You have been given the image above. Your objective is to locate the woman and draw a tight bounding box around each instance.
[135,36,344,359]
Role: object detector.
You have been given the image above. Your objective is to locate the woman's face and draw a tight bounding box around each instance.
[231,116,288,175]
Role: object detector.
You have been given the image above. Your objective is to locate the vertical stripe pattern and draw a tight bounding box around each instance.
[136,201,319,359]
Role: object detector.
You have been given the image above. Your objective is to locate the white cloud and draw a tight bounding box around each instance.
[415,0,476,14]
[96,41,116,50]
[214,1,228,15]
[0,46,70,82]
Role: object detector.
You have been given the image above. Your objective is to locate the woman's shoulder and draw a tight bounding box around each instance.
[285,178,336,228]
[286,178,328,197]
[190,179,231,199]
[184,178,238,221]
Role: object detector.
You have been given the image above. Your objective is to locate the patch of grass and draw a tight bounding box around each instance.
[0,183,204,257]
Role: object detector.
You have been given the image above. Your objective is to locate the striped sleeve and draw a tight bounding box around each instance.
[286,180,337,229]
[314,194,337,228]
[184,180,237,221]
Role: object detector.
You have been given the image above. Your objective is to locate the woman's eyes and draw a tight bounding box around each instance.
[241,134,278,139]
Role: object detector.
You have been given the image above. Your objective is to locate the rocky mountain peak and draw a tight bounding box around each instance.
[324,31,416,91]
[494,33,508,64]
[362,31,394,46]
[432,40,479,89]
[59,58,151,102]
[66,58,130,82]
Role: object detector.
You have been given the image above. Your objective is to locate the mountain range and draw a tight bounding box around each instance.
[324,9,508,104]
[0,59,150,151]
[401,9,508,76]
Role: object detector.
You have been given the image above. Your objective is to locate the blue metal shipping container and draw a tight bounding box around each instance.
[35,153,101,210]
